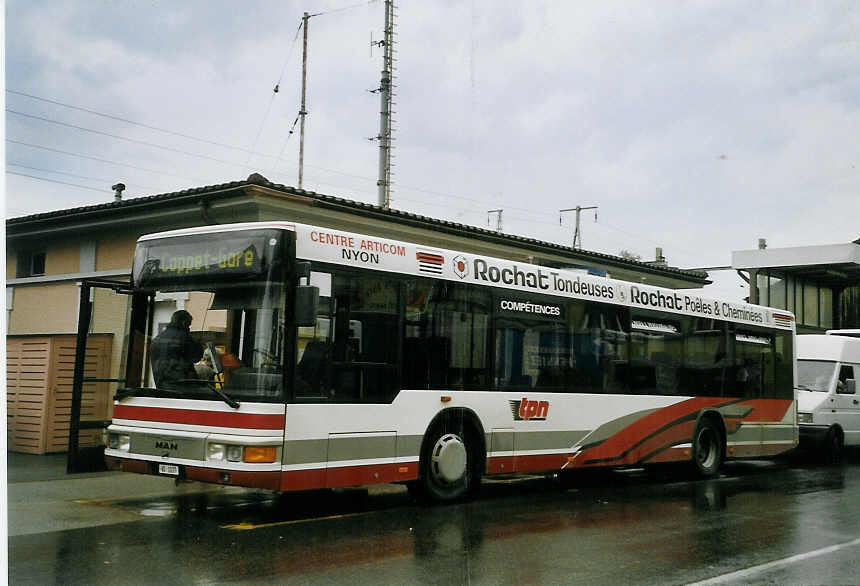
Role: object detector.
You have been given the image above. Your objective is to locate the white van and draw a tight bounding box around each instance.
[796,332,860,459]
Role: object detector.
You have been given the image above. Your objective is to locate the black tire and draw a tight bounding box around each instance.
[824,427,843,464]
[692,418,723,478]
[419,416,479,503]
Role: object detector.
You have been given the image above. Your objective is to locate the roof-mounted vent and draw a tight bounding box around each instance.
[112,182,126,201]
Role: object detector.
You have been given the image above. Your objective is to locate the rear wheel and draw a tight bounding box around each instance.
[692,418,723,478]
[419,417,479,503]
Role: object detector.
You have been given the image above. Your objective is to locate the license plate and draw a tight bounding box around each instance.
[158,464,179,476]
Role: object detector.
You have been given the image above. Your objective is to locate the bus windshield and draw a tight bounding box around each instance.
[797,359,836,392]
[124,229,288,403]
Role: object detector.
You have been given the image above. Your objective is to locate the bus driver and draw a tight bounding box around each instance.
[151,310,203,389]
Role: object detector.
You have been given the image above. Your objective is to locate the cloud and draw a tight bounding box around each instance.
[6,0,860,271]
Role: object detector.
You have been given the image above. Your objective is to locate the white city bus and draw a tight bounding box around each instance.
[105,221,797,502]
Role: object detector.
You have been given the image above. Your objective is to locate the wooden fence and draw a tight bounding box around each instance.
[7,334,113,454]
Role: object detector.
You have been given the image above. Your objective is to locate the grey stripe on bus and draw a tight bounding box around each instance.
[284,435,424,465]
[727,425,796,443]
[512,430,591,452]
[573,408,660,451]
[718,404,754,419]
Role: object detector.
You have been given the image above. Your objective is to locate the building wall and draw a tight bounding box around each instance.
[6,250,16,280]
[96,234,137,271]
[45,241,81,274]
[8,283,79,334]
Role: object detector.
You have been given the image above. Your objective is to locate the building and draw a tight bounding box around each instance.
[6,174,709,453]
[733,238,860,334]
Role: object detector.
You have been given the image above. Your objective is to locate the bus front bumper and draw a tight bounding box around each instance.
[105,455,282,490]
[798,424,831,449]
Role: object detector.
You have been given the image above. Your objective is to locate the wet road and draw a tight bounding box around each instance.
[9,454,860,585]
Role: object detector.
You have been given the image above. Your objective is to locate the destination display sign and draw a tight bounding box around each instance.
[134,233,274,288]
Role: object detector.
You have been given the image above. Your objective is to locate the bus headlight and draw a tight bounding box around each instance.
[797,412,813,424]
[207,443,225,461]
[226,445,243,462]
[109,433,130,451]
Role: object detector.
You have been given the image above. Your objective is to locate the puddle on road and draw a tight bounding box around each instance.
[139,502,175,517]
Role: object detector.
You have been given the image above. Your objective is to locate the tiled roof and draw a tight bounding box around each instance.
[7,173,709,281]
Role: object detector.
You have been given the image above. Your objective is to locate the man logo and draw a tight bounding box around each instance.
[453,255,469,279]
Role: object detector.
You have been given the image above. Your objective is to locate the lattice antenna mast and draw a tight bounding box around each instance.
[376,0,396,208]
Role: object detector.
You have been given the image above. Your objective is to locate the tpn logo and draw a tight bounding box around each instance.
[452,255,469,279]
[509,397,549,421]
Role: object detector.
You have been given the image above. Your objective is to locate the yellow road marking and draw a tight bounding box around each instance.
[221,511,371,531]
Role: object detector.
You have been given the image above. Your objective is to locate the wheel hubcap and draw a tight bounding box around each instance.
[431,433,467,484]
[697,429,716,469]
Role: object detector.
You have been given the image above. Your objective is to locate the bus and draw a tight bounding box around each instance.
[105,221,797,502]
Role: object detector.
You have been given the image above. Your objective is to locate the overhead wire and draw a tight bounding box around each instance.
[245,19,305,167]
[7,171,113,193]
[254,1,378,173]
[7,139,210,183]
[7,162,162,192]
[7,109,251,169]
[313,0,378,17]
[6,89,271,158]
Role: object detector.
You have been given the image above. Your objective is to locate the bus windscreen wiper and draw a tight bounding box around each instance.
[204,342,240,409]
[175,379,240,408]
[204,381,240,409]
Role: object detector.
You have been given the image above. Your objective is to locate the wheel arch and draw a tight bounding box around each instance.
[419,407,487,477]
[828,423,844,439]
[695,409,727,462]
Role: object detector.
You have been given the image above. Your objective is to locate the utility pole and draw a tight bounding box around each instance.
[559,205,598,249]
[298,11,310,190]
[376,0,395,208]
[487,209,503,232]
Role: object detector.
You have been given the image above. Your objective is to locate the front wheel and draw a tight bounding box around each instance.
[419,419,478,503]
[692,418,723,478]
[824,427,843,464]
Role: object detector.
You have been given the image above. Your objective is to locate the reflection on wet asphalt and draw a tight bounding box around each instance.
[10,454,860,585]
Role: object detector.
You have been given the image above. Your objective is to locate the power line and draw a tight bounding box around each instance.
[7,162,162,192]
[247,19,305,166]
[7,109,251,169]
[314,0,378,17]
[7,170,112,193]
[6,89,271,158]
[7,139,208,183]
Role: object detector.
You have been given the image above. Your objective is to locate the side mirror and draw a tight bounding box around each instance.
[839,378,856,395]
[295,285,320,327]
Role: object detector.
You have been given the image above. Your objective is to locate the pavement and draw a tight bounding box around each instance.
[6,452,242,537]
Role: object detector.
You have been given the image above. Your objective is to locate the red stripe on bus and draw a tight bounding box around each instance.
[416,253,443,264]
[573,397,793,467]
[733,399,793,422]
[281,462,419,491]
[581,397,727,463]
[112,405,284,430]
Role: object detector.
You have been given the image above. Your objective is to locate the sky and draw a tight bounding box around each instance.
[4,1,860,299]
